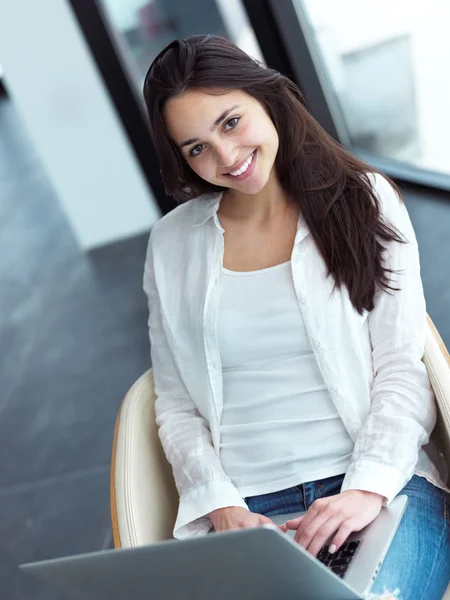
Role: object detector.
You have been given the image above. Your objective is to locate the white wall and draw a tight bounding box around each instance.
[0,0,161,250]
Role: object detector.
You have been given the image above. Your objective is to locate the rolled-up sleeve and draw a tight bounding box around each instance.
[341,173,437,505]
[143,230,248,539]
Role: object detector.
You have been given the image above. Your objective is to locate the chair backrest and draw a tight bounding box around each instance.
[111,316,450,549]
[424,315,450,485]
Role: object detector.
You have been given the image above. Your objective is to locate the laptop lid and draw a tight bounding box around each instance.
[21,494,408,600]
[22,527,364,600]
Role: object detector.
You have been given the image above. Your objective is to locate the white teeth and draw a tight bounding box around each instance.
[229,151,254,176]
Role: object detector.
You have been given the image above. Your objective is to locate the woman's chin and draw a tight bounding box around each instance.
[228,176,267,195]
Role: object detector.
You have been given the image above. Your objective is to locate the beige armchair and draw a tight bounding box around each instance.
[110,314,450,596]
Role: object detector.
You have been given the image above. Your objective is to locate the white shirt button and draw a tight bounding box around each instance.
[351,429,359,436]
[313,340,321,348]
[299,294,306,303]
[330,386,338,393]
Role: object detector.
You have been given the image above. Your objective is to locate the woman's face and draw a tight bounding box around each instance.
[164,89,279,195]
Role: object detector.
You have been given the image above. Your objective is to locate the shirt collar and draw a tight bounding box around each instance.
[192,192,224,228]
[192,190,309,243]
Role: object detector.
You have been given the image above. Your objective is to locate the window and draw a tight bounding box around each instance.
[295,0,450,177]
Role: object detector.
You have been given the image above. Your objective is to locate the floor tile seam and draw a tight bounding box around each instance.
[0,463,110,497]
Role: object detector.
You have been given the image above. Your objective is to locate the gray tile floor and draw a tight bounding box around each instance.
[1,95,449,600]
[0,97,151,599]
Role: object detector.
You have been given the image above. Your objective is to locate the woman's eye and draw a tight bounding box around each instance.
[189,144,204,157]
[224,117,239,131]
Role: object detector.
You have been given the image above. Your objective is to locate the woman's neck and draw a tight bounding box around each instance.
[219,170,294,225]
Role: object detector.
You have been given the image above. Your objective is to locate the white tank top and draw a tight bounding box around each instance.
[217,260,354,498]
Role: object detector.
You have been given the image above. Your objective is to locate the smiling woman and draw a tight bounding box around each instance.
[143,34,407,315]
[164,89,278,194]
[142,34,450,600]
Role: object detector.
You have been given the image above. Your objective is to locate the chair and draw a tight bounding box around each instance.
[110,314,450,597]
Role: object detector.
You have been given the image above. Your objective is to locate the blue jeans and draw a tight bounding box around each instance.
[244,473,450,599]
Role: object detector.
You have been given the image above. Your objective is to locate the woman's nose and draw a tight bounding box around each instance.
[216,144,239,169]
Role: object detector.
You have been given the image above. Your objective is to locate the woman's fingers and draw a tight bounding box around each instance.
[302,515,343,557]
[293,505,331,548]
[284,514,306,529]
[328,517,361,553]
[282,491,383,557]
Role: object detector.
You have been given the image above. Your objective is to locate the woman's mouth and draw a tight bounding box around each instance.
[225,150,257,181]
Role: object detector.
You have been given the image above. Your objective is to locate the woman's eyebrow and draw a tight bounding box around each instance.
[179,104,241,149]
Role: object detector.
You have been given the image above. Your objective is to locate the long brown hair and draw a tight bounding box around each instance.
[143,34,405,314]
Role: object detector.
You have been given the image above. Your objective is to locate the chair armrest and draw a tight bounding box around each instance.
[111,370,179,548]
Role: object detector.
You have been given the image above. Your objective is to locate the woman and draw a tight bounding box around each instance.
[142,34,450,599]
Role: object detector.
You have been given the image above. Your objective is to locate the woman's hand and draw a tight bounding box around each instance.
[284,490,385,557]
[208,506,288,534]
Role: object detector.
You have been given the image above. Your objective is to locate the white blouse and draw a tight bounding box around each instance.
[143,172,449,540]
[218,260,354,497]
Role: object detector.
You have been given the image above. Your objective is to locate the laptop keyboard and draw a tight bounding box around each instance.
[316,540,361,579]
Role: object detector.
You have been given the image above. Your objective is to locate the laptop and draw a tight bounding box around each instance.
[21,494,408,600]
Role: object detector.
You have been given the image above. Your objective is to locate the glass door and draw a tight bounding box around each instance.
[98,0,264,91]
